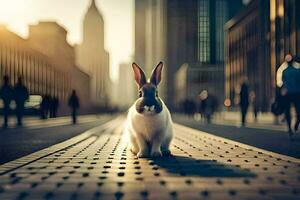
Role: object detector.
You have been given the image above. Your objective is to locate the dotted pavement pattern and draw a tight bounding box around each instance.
[0,117,300,200]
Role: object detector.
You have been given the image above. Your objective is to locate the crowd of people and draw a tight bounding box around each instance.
[0,76,28,128]
[1,54,299,135]
[179,54,299,138]
[181,90,219,124]
[0,75,80,129]
[40,95,60,119]
[238,54,300,137]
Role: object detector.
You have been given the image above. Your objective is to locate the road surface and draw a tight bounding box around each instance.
[0,117,299,199]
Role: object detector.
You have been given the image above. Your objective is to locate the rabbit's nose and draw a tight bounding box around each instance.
[144,105,151,111]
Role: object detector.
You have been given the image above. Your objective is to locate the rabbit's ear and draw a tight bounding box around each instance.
[132,63,147,88]
[150,61,163,85]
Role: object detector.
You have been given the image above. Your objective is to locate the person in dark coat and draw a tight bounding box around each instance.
[40,95,47,119]
[14,77,29,126]
[239,79,249,126]
[276,54,300,136]
[40,94,52,119]
[68,90,80,124]
[0,76,13,128]
[199,90,218,124]
[250,91,259,122]
[182,99,196,117]
[52,96,59,118]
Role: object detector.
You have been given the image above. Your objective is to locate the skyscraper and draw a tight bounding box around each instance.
[225,0,300,111]
[135,0,244,108]
[135,0,167,100]
[76,0,110,107]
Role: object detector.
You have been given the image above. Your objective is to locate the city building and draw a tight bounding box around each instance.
[225,0,300,111]
[175,63,224,107]
[135,0,244,109]
[76,0,110,107]
[28,22,75,71]
[134,0,167,99]
[70,67,91,110]
[117,62,136,110]
[269,0,300,85]
[0,25,69,100]
[28,21,91,109]
[0,23,91,111]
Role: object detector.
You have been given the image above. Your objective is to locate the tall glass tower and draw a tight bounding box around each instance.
[197,0,241,64]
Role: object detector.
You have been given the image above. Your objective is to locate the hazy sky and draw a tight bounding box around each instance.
[0,0,134,81]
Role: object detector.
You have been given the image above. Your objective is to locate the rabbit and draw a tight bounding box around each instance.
[124,61,173,158]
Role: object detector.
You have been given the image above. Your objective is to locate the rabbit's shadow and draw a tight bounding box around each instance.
[151,155,256,178]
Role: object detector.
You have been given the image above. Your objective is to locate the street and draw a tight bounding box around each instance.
[173,114,300,159]
[0,115,114,164]
[0,115,300,199]
[1,0,300,199]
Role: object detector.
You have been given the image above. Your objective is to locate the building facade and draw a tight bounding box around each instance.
[117,62,136,110]
[225,0,300,111]
[0,22,91,111]
[175,63,224,106]
[269,0,300,88]
[0,25,69,100]
[76,0,110,107]
[28,22,91,109]
[135,0,243,109]
[134,0,167,99]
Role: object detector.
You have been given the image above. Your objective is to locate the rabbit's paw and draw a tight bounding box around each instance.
[137,151,149,158]
[130,147,138,155]
[151,150,162,157]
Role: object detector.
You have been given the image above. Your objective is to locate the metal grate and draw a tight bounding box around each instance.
[0,118,300,199]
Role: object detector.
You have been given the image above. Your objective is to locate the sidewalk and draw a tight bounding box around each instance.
[0,114,113,130]
[0,114,115,165]
[173,114,300,159]
[0,117,299,199]
[202,111,287,132]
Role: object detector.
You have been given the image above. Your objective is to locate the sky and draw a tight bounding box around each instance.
[0,0,134,81]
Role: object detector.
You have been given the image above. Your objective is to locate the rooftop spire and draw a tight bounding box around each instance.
[91,0,96,7]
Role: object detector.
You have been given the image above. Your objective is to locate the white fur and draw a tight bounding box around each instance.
[124,99,173,158]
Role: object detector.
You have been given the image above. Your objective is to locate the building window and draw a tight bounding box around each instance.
[198,0,210,62]
[215,0,228,62]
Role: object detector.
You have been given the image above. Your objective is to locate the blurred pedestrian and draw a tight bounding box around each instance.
[249,91,259,122]
[49,96,58,118]
[182,99,196,117]
[49,96,59,118]
[276,54,300,136]
[0,75,13,128]
[52,96,59,118]
[49,96,54,118]
[40,94,51,119]
[68,90,80,124]
[14,77,29,127]
[199,90,218,124]
[271,88,285,125]
[239,78,249,126]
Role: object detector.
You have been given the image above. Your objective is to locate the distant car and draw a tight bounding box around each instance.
[0,95,42,116]
[24,95,42,115]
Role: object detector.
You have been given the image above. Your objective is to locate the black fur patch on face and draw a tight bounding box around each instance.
[135,83,163,114]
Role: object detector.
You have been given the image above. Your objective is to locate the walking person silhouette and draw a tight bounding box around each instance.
[276,54,300,136]
[14,77,29,127]
[239,78,249,127]
[0,76,13,129]
[68,90,80,124]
